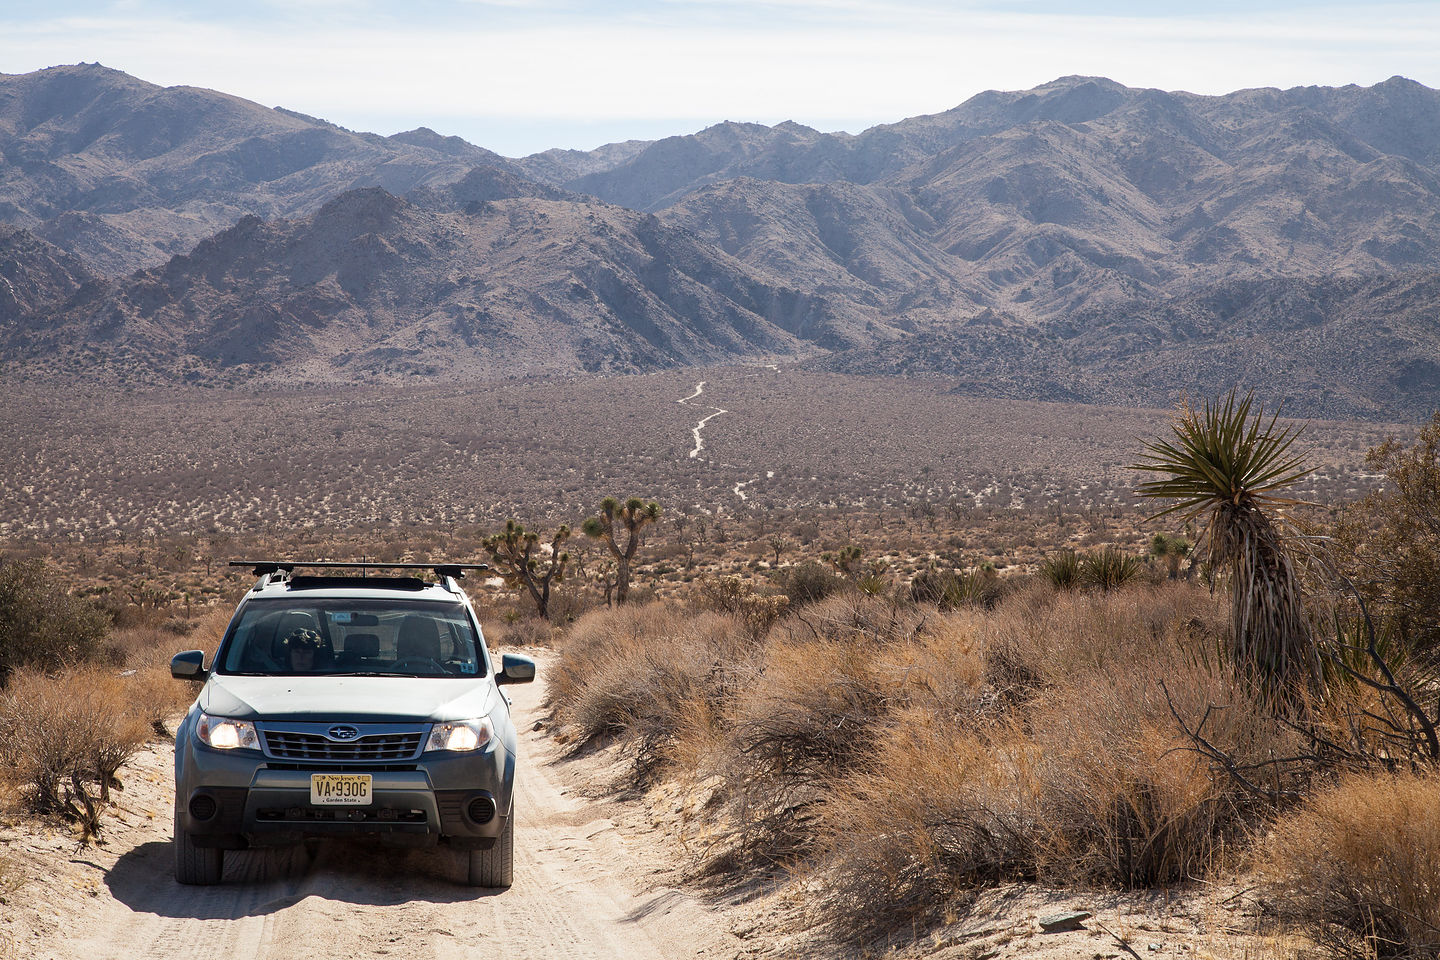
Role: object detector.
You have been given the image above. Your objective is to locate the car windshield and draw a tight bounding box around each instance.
[217,598,484,677]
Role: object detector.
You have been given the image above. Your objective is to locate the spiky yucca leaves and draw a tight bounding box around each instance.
[582,497,660,605]
[1080,547,1144,591]
[1133,391,1319,705]
[1039,550,1082,591]
[483,520,570,620]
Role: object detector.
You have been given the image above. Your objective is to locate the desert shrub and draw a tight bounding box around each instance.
[1079,547,1144,591]
[721,634,890,861]
[1259,770,1440,958]
[909,567,954,605]
[817,711,1039,932]
[1335,413,1440,651]
[775,560,843,606]
[0,665,152,840]
[1021,591,1292,887]
[547,604,751,779]
[0,559,108,684]
[486,613,562,648]
[698,575,790,641]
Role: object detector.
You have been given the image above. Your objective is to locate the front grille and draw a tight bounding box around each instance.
[263,731,423,762]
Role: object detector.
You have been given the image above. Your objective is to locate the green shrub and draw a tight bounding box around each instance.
[910,568,999,610]
[0,559,108,685]
[776,560,843,606]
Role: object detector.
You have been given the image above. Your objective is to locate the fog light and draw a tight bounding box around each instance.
[467,796,496,824]
[188,794,218,821]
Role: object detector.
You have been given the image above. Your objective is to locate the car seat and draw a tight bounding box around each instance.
[396,615,443,662]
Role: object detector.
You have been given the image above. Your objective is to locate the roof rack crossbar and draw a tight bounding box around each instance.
[230,560,489,579]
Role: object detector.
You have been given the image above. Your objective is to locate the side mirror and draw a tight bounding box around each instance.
[171,650,208,681]
[496,653,536,685]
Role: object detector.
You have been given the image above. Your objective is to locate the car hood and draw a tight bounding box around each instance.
[199,674,496,723]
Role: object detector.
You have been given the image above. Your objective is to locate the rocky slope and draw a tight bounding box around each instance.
[4,66,1440,417]
[0,62,539,274]
[7,188,870,384]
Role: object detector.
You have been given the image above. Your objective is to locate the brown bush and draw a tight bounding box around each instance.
[548,604,751,780]
[0,665,152,840]
[720,633,888,860]
[549,578,1310,939]
[1016,586,1290,886]
[817,711,1039,932]
[1259,770,1440,958]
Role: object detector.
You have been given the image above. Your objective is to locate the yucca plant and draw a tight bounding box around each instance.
[1133,390,1319,706]
[1080,546,1143,591]
[1039,550,1082,590]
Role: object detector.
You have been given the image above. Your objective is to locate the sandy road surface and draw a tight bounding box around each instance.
[3,657,741,960]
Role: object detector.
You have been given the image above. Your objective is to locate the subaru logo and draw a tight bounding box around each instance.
[327,725,361,741]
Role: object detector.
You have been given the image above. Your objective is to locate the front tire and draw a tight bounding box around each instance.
[467,802,514,888]
[174,804,224,885]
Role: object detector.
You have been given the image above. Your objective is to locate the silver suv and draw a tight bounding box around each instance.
[170,561,534,887]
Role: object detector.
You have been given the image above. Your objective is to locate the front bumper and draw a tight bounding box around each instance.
[175,719,514,849]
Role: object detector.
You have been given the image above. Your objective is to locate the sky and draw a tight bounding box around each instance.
[3,0,1439,158]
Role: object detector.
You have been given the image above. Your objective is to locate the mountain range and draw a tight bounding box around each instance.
[3,63,1439,419]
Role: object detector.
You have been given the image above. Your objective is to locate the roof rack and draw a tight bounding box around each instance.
[230,560,490,580]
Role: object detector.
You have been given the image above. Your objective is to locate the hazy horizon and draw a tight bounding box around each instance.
[3,1,1439,157]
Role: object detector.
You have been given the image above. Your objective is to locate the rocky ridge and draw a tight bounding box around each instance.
[4,66,1440,418]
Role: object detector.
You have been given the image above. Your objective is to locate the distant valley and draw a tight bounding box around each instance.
[2,63,1439,419]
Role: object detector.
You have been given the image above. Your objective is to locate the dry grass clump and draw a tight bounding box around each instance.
[0,608,217,839]
[1016,593,1284,887]
[546,604,752,779]
[1258,770,1440,958]
[818,712,1040,929]
[807,585,1288,933]
[551,580,1321,940]
[722,632,892,860]
[0,665,153,841]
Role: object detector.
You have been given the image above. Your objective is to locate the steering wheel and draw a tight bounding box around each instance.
[390,657,447,674]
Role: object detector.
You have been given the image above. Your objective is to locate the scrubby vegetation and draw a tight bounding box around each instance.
[0,377,1431,954]
[1260,770,1440,958]
[535,398,1440,957]
[546,584,1281,924]
[0,559,108,684]
[0,575,224,841]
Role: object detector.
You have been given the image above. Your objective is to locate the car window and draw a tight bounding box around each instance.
[217,598,484,677]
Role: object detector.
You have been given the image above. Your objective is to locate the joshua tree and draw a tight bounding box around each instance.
[483,520,570,620]
[766,534,791,567]
[582,497,660,605]
[823,544,863,579]
[1133,390,1319,705]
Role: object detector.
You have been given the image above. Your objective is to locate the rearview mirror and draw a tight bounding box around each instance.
[170,649,208,680]
[496,653,536,685]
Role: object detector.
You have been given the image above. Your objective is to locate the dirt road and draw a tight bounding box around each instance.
[2,658,742,960]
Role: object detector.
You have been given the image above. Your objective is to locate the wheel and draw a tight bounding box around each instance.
[467,801,514,888]
[174,804,224,885]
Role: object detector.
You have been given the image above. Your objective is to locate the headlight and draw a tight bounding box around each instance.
[426,718,493,752]
[196,712,259,751]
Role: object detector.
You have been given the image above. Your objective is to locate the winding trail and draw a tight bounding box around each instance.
[676,381,728,460]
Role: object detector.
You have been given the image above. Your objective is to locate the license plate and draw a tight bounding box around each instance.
[310,773,372,806]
